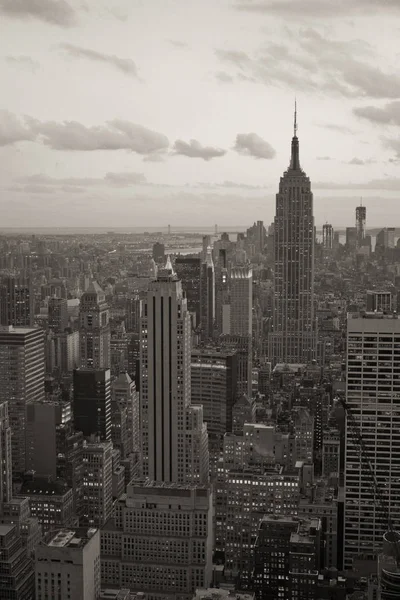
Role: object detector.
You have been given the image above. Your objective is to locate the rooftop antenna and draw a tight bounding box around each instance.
[360,197,363,206]
[294,98,298,137]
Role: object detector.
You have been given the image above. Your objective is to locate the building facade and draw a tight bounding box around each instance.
[79,281,110,370]
[35,528,100,600]
[0,326,45,475]
[344,316,400,568]
[140,264,208,485]
[101,481,213,599]
[269,110,316,364]
[73,369,111,441]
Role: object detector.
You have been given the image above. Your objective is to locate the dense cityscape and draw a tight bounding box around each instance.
[0,114,399,600]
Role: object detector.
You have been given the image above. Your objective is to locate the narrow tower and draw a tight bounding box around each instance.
[269,103,316,364]
[79,281,110,370]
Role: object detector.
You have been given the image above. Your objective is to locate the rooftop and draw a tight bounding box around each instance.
[44,527,98,549]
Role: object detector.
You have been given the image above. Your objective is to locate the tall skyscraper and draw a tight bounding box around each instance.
[230,266,252,336]
[322,223,334,250]
[0,401,12,511]
[355,203,366,248]
[191,348,238,445]
[73,369,111,441]
[0,326,45,475]
[174,256,201,328]
[48,297,68,333]
[344,316,400,568]
[0,276,34,327]
[200,249,215,340]
[79,281,110,370]
[269,106,316,364]
[140,262,209,484]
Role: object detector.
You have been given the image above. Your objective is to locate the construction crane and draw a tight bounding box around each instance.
[337,396,400,565]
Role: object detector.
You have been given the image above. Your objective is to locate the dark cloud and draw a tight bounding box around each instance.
[354,101,400,125]
[173,139,227,161]
[233,133,275,159]
[234,0,400,17]
[216,28,400,98]
[27,117,169,154]
[0,110,35,146]
[314,178,400,191]
[0,0,76,27]
[61,44,141,78]
[5,55,40,72]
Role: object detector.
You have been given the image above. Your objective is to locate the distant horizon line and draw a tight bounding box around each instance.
[0,225,396,233]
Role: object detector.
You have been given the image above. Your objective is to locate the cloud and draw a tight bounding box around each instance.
[0,110,35,146]
[314,178,400,191]
[167,40,188,48]
[143,154,165,163]
[5,55,40,72]
[216,29,400,98]
[384,137,400,158]
[104,172,147,185]
[346,157,376,165]
[0,0,76,27]
[317,156,332,161]
[317,123,356,134]
[28,117,169,154]
[17,172,147,187]
[353,101,400,125]
[233,132,275,159]
[61,44,140,78]
[173,139,227,161]
[215,71,234,83]
[234,0,400,17]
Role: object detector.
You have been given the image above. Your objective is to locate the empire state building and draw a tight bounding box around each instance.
[269,105,316,364]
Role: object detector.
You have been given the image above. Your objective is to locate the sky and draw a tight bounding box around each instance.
[1,0,400,228]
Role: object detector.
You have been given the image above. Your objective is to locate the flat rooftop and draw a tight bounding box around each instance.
[45,528,98,549]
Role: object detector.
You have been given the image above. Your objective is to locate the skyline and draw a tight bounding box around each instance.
[2,0,400,227]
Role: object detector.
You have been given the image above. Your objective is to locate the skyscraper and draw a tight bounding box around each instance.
[322,223,333,250]
[79,281,110,370]
[48,297,68,333]
[0,276,34,328]
[140,261,208,484]
[344,316,400,568]
[355,203,366,248]
[0,326,45,475]
[230,266,252,337]
[200,249,215,340]
[269,105,316,364]
[73,369,111,441]
[101,262,213,597]
[0,401,12,511]
[174,256,201,328]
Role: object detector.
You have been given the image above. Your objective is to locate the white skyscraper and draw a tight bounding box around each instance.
[344,316,400,568]
[140,261,209,484]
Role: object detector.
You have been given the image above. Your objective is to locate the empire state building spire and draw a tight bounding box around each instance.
[290,99,301,171]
